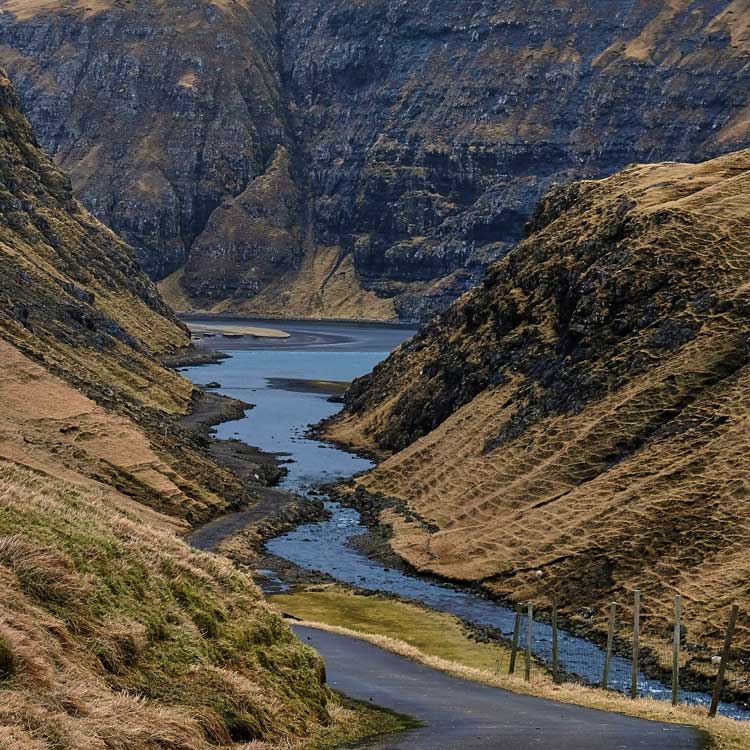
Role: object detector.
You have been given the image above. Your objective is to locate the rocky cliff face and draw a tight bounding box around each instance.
[279,0,750,319]
[0,0,293,283]
[1,1,749,320]
[327,149,750,648]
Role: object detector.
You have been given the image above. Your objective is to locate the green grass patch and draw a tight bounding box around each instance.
[271,586,512,673]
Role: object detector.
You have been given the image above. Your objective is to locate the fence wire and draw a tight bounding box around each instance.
[501,595,750,720]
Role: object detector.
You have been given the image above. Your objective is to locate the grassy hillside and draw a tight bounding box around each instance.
[0,67,257,525]
[0,462,389,749]
[0,66,402,749]
[328,149,750,651]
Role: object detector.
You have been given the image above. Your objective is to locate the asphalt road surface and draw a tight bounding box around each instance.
[294,626,706,750]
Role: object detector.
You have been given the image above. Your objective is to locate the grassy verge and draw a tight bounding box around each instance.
[271,585,524,676]
[303,698,420,750]
[272,587,750,750]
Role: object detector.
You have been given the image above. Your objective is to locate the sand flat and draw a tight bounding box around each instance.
[189,322,290,339]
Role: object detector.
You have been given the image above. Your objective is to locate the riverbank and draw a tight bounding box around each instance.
[322,481,750,708]
[161,345,229,368]
[176,386,331,570]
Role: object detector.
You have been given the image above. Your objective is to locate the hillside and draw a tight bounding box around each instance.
[0,66,253,525]
[0,463,336,750]
[0,67,384,749]
[327,149,750,649]
[1,0,750,320]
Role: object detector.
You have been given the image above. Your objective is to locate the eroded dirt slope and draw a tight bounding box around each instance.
[329,149,750,647]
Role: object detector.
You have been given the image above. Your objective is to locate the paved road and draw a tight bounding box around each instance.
[294,626,706,750]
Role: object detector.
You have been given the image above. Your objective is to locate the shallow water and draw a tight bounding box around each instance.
[184,319,748,720]
[185,348,382,488]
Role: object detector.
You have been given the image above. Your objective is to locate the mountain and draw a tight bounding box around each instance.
[1,0,749,320]
[327,149,750,650]
[0,68,361,748]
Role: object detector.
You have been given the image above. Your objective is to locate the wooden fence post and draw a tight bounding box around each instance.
[710,604,739,718]
[509,607,521,675]
[631,589,640,700]
[525,603,533,682]
[552,602,559,684]
[603,602,616,690]
[672,594,682,707]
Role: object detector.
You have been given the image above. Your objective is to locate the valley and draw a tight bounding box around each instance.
[177,318,748,721]
[1,1,750,748]
[0,65,410,750]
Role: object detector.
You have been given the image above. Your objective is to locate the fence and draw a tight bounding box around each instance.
[501,591,750,720]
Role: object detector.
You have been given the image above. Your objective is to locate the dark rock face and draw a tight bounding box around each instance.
[0,0,291,282]
[183,145,304,300]
[1,1,749,320]
[279,0,750,320]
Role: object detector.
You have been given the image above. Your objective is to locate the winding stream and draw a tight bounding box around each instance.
[183,318,748,720]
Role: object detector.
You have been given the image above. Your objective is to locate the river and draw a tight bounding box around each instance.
[181,317,747,720]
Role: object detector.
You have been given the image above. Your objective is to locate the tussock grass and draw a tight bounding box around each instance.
[0,462,406,750]
[295,619,750,750]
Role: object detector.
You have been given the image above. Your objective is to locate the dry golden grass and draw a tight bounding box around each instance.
[328,149,750,666]
[0,0,114,20]
[0,339,230,523]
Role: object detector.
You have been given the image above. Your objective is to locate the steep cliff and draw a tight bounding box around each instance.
[2,0,750,320]
[0,65,255,525]
[280,0,750,319]
[0,0,293,282]
[327,150,750,649]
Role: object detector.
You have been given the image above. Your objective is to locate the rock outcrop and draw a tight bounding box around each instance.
[327,150,750,651]
[2,1,750,320]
